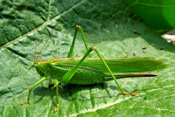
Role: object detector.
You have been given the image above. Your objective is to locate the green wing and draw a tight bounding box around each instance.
[53,57,166,74]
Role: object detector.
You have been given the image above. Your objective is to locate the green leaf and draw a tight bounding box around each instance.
[0,0,175,116]
[125,0,175,32]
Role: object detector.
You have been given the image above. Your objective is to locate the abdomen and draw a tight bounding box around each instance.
[48,64,110,85]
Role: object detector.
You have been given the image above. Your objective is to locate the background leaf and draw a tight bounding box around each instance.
[125,0,175,32]
[0,0,175,116]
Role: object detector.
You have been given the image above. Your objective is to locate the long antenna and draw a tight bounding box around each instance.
[35,1,74,61]
[23,0,37,62]
[23,0,74,62]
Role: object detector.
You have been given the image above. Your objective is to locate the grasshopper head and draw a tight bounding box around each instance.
[34,59,55,76]
[34,62,38,68]
[34,61,49,76]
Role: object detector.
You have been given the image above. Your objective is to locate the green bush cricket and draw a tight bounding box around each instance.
[21,0,166,112]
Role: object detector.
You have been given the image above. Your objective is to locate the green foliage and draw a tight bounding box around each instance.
[0,0,175,116]
[125,0,175,32]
